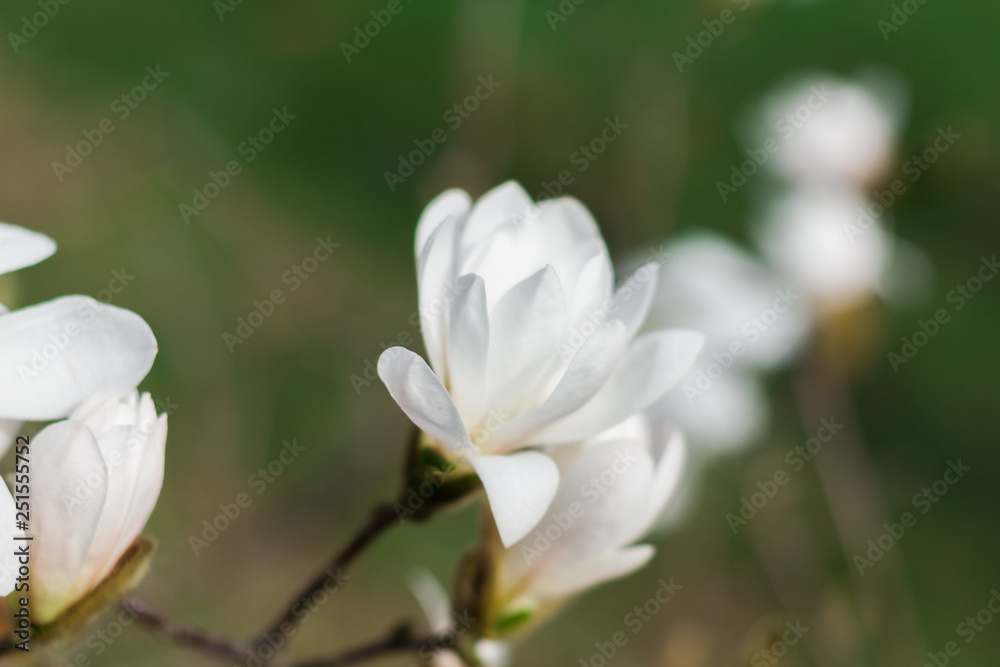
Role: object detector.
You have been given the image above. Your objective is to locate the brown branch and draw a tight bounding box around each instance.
[248,500,402,653]
[123,597,255,663]
[292,630,452,667]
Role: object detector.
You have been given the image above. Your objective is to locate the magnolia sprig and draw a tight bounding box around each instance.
[0,183,704,666]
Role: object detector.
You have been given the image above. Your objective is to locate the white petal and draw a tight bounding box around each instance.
[533,545,655,601]
[69,425,143,601]
[81,414,167,592]
[416,189,471,258]
[472,451,560,547]
[508,433,654,583]
[447,275,490,425]
[538,329,705,444]
[0,222,56,276]
[0,481,23,595]
[532,198,602,251]
[486,266,567,402]
[630,428,687,542]
[378,347,475,457]
[30,421,109,624]
[0,296,157,421]
[106,414,167,578]
[409,570,453,634]
[566,251,615,327]
[461,182,533,251]
[0,419,21,460]
[612,261,660,339]
[490,320,628,450]
[417,217,461,376]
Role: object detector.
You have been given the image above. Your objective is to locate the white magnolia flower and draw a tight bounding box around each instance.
[748,74,903,187]
[644,233,808,455]
[378,182,704,546]
[754,186,892,310]
[486,416,685,633]
[29,390,167,625]
[0,223,159,598]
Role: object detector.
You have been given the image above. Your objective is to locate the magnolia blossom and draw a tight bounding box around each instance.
[644,233,808,454]
[747,74,903,187]
[0,223,159,597]
[754,186,894,310]
[485,416,685,634]
[378,182,704,546]
[29,391,167,625]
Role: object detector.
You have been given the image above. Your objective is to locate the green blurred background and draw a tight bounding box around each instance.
[0,0,997,665]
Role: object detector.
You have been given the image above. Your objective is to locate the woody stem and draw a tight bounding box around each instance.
[248,500,402,654]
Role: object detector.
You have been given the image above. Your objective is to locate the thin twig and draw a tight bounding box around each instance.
[123,597,255,663]
[249,501,402,652]
[292,631,451,667]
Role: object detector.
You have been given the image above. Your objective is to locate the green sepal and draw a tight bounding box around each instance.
[492,606,535,637]
[399,431,480,522]
[31,537,157,649]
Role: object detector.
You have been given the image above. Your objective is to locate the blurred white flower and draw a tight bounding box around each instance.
[29,390,167,625]
[646,233,809,371]
[644,233,808,456]
[486,415,685,634]
[747,74,904,188]
[378,182,704,546]
[655,371,770,456]
[754,186,892,310]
